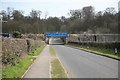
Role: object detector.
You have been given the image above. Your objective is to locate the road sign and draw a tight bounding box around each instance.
[45,32,68,37]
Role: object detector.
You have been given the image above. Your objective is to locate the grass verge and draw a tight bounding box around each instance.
[80,47,120,59]
[67,44,120,59]
[50,46,68,78]
[31,43,46,56]
[2,42,46,78]
[2,56,35,78]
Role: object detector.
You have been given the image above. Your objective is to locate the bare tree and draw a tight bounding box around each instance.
[7,7,14,20]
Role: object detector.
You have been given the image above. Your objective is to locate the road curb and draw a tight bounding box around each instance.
[46,45,52,79]
[49,57,52,79]
[66,45,120,61]
[48,45,52,79]
[21,57,37,78]
[56,53,70,79]
[80,49,120,61]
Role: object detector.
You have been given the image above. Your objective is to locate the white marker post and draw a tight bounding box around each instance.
[115,48,117,54]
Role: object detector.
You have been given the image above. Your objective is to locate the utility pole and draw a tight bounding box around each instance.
[0,15,2,34]
[0,15,2,80]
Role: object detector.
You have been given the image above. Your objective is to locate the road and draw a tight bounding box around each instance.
[52,45,118,78]
[49,37,64,44]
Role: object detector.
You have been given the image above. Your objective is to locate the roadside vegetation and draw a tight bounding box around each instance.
[67,44,120,59]
[80,46,120,59]
[2,6,119,34]
[2,56,34,78]
[50,46,68,78]
[31,42,46,56]
[2,43,46,78]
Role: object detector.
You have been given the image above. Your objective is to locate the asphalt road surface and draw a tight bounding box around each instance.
[52,45,118,78]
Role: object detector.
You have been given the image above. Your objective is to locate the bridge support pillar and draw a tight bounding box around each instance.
[65,37,68,44]
[45,37,49,44]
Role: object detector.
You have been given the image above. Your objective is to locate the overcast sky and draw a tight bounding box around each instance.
[1,0,120,18]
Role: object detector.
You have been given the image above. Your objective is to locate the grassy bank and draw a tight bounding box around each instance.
[50,46,68,78]
[80,46,120,59]
[2,43,46,78]
[67,44,120,59]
